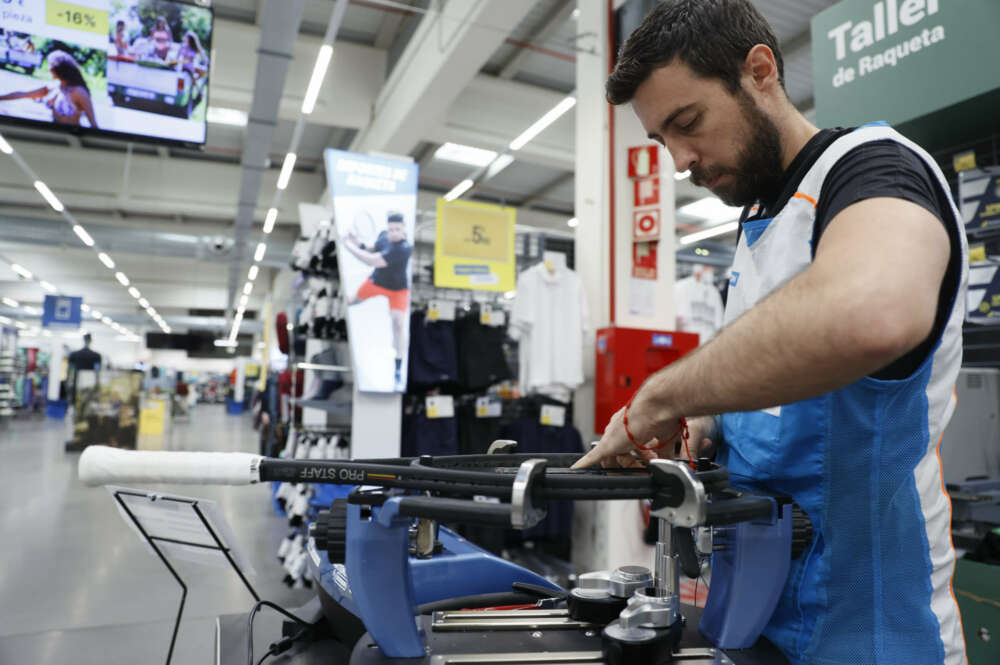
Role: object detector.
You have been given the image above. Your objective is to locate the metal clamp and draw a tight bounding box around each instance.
[487,439,517,455]
[649,459,707,527]
[573,566,652,600]
[618,588,680,630]
[510,458,547,530]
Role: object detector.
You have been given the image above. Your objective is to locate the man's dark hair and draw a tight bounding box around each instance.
[606,0,784,105]
[387,211,404,225]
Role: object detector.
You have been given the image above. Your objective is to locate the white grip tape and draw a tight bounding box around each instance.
[79,445,263,487]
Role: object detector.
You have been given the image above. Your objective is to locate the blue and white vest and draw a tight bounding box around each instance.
[719,123,968,665]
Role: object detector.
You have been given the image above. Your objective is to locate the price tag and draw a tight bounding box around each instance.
[46,1,110,35]
[428,300,455,321]
[540,404,566,427]
[475,396,502,418]
[488,310,505,327]
[480,305,492,326]
[425,395,454,419]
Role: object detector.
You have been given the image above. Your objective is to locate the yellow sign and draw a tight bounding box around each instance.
[970,244,987,263]
[953,150,977,173]
[46,1,109,35]
[139,398,167,436]
[246,363,260,378]
[435,199,516,292]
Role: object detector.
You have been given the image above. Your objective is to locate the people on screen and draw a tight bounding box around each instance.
[0,50,97,128]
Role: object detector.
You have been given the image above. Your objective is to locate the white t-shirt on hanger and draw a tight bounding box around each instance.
[509,260,589,401]
[674,274,724,345]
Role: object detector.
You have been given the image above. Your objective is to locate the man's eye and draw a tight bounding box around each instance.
[679,117,699,132]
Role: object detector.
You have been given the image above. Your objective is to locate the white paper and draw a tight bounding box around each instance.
[107,486,256,576]
[629,277,656,317]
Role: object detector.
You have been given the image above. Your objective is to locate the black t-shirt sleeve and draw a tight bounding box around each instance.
[813,140,959,381]
[814,140,944,239]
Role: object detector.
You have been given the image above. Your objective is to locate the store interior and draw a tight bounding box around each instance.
[1,1,999,664]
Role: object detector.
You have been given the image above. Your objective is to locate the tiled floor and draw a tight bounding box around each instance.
[0,405,311,664]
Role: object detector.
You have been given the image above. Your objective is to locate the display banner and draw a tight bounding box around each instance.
[41,294,82,329]
[812,0,1000,146]
[71,369,142,449]
[434,198,516,292]
[325,149,418,393]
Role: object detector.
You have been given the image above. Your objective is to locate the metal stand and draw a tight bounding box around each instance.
[111,489,261,665]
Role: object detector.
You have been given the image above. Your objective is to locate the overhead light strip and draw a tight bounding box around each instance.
[0,133,159,340]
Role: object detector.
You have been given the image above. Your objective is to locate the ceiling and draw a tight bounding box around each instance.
[0,0,837,343]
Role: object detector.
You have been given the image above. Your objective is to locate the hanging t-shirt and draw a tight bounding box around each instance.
[509,263,588,399]
[674,276,724,345]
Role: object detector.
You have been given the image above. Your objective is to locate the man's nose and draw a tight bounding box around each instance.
[665,140,697,175]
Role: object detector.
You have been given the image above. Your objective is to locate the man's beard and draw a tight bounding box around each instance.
[691,91,784,207]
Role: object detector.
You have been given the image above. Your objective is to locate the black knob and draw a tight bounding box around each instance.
[312,499,348,564]
[791,504,814,559]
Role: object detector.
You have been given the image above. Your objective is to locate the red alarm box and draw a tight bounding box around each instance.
[594,327,700,434]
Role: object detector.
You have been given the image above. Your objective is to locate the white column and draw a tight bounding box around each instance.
[571,0,677,576]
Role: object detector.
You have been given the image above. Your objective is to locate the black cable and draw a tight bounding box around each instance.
[246,600,310,665]
[255,625,311,665]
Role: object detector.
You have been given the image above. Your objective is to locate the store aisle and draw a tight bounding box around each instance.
[0,405,311,665]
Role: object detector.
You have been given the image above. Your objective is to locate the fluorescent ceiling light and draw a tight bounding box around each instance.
[509,96,576,151]
[101,316,112,325]
[33,180,64,212]
[485,154,515,180]
[163,326,171,334]
[2,296,19,307]
[0,315,10,324]
[254,243,266,262]
[263,208,278,234]
[434,142,498,168]
[91,309,102,319]
[115,272,129,286]
[81,303,90,312]
[14,321,26,329]
[42,329,52,337]
[214,339,238,347]
[98,253,115,269]
[128,287,140,299]
[239,294,248,307]
[567,217,579,228]
[504,290,516,299]
[679,221,740,246]
[10,263,32,279]
[206,106,248,127]
[301,44,333,114]
[444,178,474,202]
[0,133,12,154]
[276,152,297,190]
[73,225,94,246]
[40,281,56,293]
[138,298,149,308]
[247,265,258,281]
[243,282,253,296]
[23,306,39,315]
[674,170,691,181]
[678,196,742,223]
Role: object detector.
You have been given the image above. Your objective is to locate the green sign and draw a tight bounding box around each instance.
[811,0,1000,150]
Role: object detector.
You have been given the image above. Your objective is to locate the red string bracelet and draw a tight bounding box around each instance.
[622,392,692,466]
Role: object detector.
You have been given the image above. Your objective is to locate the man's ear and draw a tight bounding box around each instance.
[743,44,780,93]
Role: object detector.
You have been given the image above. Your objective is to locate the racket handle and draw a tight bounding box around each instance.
[79,445,263,487]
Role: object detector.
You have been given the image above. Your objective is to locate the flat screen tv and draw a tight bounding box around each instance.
[0,0,213,146]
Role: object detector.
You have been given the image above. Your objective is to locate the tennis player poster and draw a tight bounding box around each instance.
[325,149,418,393]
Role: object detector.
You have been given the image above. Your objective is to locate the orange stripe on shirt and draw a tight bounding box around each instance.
[794,192,818,208]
